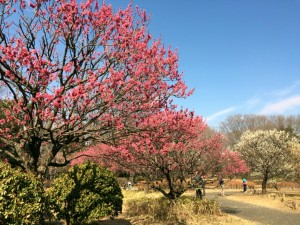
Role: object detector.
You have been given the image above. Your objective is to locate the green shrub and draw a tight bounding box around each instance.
[0,161,45,225]
[47,162,123,225]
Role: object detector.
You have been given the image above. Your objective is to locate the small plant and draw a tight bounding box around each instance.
[47,162,123,225]
[0,161,45,225]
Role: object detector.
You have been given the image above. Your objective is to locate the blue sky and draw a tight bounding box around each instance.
[9,0,300,129]
[111,0,299,129]
[1,1,299,129]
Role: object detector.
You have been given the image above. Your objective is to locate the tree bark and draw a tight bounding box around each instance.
[262,172,268,194]
[165,171,176,200]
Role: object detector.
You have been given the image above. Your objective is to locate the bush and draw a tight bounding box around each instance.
[0,162,45,225]
[47,162,123,225]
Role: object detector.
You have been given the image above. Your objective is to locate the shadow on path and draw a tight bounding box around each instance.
[90,219,132,225]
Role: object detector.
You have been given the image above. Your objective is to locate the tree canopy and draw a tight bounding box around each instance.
[0,0,191,176]
[234,129,299,193]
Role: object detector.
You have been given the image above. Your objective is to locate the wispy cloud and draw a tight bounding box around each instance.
[205,81,300,127]
[272,80,300,97]
[260,95,300,114]
[206,107,236,122]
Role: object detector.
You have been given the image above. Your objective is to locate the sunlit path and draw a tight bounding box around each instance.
[205,190,300,225]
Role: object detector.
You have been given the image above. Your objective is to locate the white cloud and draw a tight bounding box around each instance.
[205,81,300,127]
[206,107,236,122]
[260,95,300,114]
[272,80,300,97]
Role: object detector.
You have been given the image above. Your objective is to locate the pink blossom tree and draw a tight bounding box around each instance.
[219,150,249,178]
[0,0,191,177]
[73,110,248,200]
[73,110,202,199]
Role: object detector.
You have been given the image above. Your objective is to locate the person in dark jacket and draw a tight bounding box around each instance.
[219,177,225,196]
[200,175,206,196]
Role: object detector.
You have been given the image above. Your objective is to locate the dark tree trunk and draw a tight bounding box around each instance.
[165,171,176,200]
[262,173,268,194]
[153,170,185,200]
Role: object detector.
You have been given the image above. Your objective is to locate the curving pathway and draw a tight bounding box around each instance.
[206,190,300,225]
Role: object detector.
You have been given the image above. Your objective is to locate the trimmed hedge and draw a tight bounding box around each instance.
[47,162,123,225]
[0,162,45,225]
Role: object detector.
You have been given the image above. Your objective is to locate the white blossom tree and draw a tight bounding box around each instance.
[234,129,299,193]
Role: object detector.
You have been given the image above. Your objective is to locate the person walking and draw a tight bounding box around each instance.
[200,175,206,196]
[242,178,248,193]
[219,177,225,196]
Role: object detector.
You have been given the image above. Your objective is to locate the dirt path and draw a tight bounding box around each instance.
[206,190,300,225]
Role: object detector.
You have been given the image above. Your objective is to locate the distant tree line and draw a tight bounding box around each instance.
[220,114,300,147]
